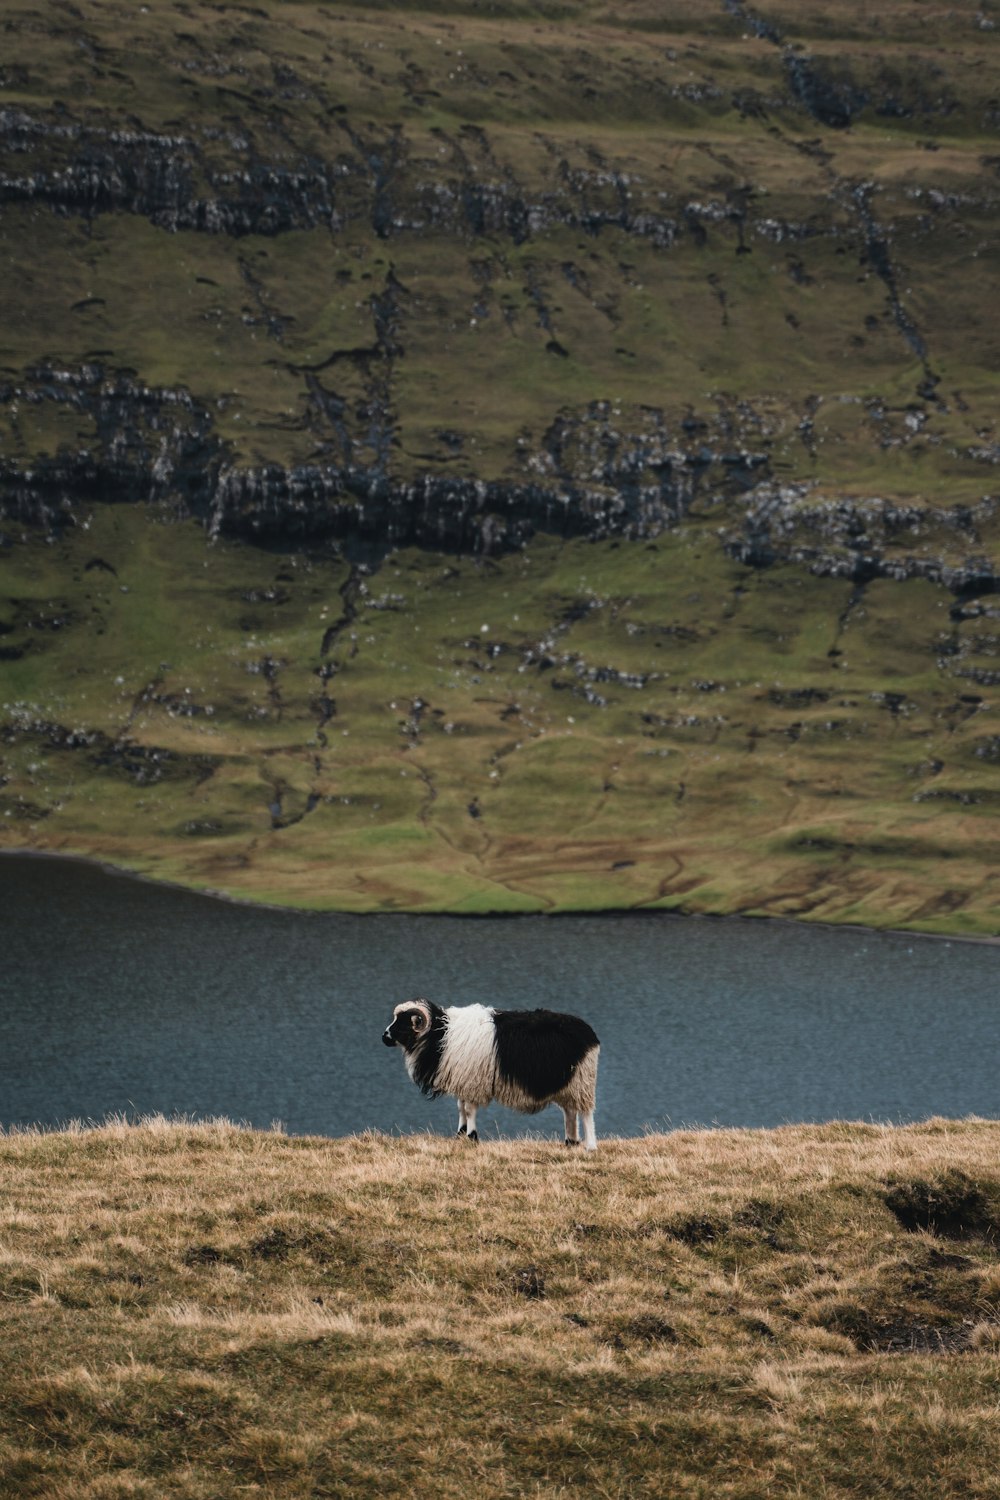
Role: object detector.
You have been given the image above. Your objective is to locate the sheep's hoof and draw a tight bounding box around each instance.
[467,1130,479,1143]
[456,1125,467,1136]
[564,1139,581,1147]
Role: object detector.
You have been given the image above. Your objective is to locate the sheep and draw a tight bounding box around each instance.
[382,998,600,1149]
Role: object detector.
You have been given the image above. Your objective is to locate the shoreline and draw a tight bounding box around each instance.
[2,842,997,948]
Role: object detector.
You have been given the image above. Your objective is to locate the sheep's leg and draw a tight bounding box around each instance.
[457,1100,468,1136]
[562,1106,580,1147]
[580,1110,597,1152]
[465,1104,479,1143]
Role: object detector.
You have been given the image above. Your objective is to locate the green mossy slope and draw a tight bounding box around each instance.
[1,509,997,931]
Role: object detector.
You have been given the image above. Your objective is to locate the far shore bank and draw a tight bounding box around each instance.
[2,842,997,947]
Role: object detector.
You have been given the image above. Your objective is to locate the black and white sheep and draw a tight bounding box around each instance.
[382,998,600,1149]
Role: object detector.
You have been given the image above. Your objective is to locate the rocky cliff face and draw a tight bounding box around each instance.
[1,0,998,592]
[3,360,996,595]
[722,485,999,594]
[0,364,771,555]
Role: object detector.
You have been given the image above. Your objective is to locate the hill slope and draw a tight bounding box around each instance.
[0,0,998,930]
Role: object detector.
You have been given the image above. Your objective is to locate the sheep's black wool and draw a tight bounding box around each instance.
[493,1008,600,1106]
[409,1006,448,1098]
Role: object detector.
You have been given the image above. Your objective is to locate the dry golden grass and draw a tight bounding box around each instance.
[4,1117,1000,1497]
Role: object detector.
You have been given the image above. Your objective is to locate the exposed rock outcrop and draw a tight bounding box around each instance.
[723,483,999,593]
[0,367,768,553]
[3,366,997,595]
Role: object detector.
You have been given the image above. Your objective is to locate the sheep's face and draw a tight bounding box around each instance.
[382,1000,432,1051]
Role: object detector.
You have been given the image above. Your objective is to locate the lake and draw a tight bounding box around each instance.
[1,853,998,1139]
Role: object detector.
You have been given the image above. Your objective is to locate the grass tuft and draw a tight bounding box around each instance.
[883,1169,1000,1241]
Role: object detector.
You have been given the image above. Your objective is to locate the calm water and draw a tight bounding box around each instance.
[1,853,998,1139]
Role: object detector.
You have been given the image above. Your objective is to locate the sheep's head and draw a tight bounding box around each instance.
[382,999,432,1051]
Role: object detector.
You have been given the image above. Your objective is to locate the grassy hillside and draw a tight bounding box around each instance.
[1,0,998,931]
[4,1118,1000,1497]
[2,508,997,932]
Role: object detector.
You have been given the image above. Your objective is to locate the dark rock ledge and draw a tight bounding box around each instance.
[1,366,996,595]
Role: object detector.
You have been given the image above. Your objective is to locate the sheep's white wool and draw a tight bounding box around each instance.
[436,1003,498,1105]
[559,1046,599,1116]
